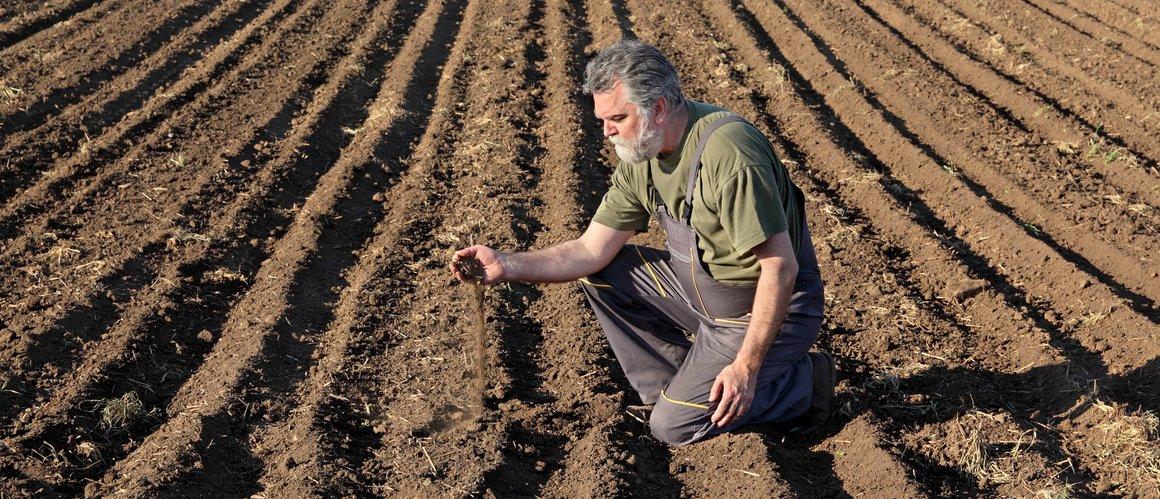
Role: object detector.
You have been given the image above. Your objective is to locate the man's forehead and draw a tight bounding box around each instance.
[593,81,630,117]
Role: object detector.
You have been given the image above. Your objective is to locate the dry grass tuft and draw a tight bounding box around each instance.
[905,409,1062,491]
[950,411,1038,485]
[1037,484,1073,499]
[99,392,144,430]
[1071,400,1160,490]
[168,154,189,168]
[40,245,82,265]
[0,82,22,100]
[766,64,789,95]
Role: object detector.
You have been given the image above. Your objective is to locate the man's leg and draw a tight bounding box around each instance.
[648,280,824,446]
[580,244,701,405]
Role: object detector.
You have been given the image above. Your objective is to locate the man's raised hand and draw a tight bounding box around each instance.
[450,245,508,285]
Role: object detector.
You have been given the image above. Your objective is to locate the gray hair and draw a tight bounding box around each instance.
[583,39,685,119]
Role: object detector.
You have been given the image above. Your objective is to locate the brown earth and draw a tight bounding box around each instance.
[0,0,1157,496]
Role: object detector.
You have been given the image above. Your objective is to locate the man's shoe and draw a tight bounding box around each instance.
[788,351,835,434]
[625,404,654,424]
[807,351,836,426]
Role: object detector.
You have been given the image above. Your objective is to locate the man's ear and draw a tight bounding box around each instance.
[652,97,668,124]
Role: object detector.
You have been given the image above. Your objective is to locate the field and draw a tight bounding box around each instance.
[0,0,1157,496]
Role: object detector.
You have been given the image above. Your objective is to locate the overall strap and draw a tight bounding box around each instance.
[683,115,747,223]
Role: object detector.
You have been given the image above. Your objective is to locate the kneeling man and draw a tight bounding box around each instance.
[450,39,834,446]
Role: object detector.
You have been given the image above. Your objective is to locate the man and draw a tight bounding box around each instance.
[450,39,833,446]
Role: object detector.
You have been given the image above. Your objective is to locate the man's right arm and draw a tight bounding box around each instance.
[450,221,634,285]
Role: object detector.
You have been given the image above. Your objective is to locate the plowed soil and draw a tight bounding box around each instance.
[1,0,1157,496]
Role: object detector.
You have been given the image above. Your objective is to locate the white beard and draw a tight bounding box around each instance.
[610,117,663,164]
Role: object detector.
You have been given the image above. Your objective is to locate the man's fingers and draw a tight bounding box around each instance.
[731,397,748,425]
[711,399,728,426]
[711,387,735,425]
[717,397,741,427]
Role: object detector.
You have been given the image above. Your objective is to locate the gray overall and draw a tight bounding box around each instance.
[580,116,825,446]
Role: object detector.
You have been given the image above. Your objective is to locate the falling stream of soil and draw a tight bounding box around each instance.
[454,256,488,418]
[471,283,485,415]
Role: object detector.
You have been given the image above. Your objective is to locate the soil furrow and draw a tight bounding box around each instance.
[1020,0,1160,66]
[0,0,329,330]
[1048,0,1160,51]
[742,0,1158,373]
[786,0,1160,294]
[445,0,639,495]
[706,0,1132,492]
[0,0,273,207]
[860,0,1159,207]
[771,0,1158,312]
[0,0,105,52]
[886,0,1160,180]
[0,0,353,417]
[0,0,425,494]
[327,0,563,492]
[233,0,474,494]
[0,0,223,139]
[580,0,632,44]
[935,0,1158,124]
[1106,0,1157,17]
[469,1,581,494]
[0,0,308,238]
[1065,0,1160,48]
[262,0,501,494]
[73,0,457,492]
[992,0,1160,78]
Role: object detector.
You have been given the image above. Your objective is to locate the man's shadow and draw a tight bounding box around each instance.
[747,355,1159,497]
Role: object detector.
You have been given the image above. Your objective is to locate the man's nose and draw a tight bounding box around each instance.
[603,121,616,138]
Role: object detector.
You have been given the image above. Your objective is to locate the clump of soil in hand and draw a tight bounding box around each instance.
[454,256,486,283]
[454,256,487,419]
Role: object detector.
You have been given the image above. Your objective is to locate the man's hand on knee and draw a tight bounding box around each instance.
[708,362,757,428]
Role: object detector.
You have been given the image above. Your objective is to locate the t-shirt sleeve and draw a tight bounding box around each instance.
[717,163,788,253]
[592,164,649,231]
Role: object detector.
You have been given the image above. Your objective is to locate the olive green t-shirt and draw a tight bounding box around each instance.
[592,101,803,285]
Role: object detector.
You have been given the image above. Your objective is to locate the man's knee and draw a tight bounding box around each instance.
[649,400,711,446]
[578,246,641,295]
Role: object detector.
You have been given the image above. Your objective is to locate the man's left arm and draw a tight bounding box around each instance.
[708,229,798,427]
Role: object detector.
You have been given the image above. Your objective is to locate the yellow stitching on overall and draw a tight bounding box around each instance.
[660,389,710,410]
[578,277,612,288]
[690,247,711,317]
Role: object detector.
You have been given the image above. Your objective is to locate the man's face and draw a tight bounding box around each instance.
[593,81,663,163]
